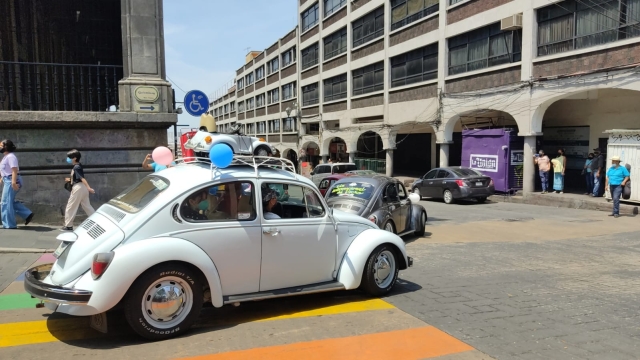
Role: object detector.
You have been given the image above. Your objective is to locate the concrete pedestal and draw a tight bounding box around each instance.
[439,143,450,167]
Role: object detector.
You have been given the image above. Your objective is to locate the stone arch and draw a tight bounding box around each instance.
[322,136,348,162]
[442,109,521,144]
[357,131,385,159]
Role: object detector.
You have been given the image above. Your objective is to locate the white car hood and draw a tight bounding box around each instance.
[333,209,378,229]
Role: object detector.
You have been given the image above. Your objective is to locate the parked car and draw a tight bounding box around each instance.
[310,163,357,186]
[24,156,412,341]
[345,170,378,176]
[325,175,427,237]
[411,167,494,204]
[318,174,348,196]
[184,125,276,157]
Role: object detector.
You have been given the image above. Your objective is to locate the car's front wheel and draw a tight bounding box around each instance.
[124,263,203,340]
[360,244,399,296]
[382,220,396,234]
[254,146,270,157]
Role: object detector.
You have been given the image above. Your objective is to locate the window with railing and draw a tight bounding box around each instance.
[269,119,281,133]
[267,57,279,74]
[537,0,640,56]
[302,2,320,31]
[324,73,347,101]
[256,66,265,81]
[324,27,348,60]
[282,47,296,67]
[268,88,280,104]
[352,62,384,96]
[302,43,319,70]
[283,117,298,132]
[391,43,438,87]
[302,83,319,106]
[282,82,297,100]
[448,22,522,76]
[325,0,346,17]
[391,0,439,31]
[256,93,265,108]
[353,6,385,47]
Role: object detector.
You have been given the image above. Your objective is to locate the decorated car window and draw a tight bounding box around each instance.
[327,181,375,200]
[108,176,170,213]
[262,183,325,219]
[179,181,255,223]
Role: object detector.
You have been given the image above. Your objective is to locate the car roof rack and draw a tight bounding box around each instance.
[174,155,297,179]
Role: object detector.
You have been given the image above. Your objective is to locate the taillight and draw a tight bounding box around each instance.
[368,215,378,224]
[91,252,115,280]
[455,180,467,187]
[489,179,494,186]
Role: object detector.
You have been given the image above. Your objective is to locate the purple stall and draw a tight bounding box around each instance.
[461,129,524,193]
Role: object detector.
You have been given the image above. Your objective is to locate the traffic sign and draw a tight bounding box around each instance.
[184,90,209,117]
[134,103,160,112]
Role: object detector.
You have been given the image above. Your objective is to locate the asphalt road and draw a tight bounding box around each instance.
[0,199,638,359]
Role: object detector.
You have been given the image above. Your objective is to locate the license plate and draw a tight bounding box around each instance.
[90,312,108,333]
[53,242,71,259]
[476,182,483,186]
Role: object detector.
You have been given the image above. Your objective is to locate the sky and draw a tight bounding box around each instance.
[163,0,298,130]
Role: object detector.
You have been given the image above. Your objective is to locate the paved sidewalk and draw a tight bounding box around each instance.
[0,224,60,252]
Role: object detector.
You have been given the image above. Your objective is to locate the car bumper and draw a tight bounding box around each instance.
[457,186,495,198]
[24,263,92,305]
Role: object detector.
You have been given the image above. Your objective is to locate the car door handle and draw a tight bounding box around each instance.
[263,227,281,236]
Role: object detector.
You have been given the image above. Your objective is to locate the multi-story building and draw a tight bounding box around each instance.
[210,0,640,194]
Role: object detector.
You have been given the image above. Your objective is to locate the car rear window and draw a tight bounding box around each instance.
[108,176,170,213]
[451,168,483,177]
[327,181,375,200]
[332,164,357,173]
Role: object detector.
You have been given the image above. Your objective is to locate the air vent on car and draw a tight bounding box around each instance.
[81,219,96,230]
[102,206,126,223]
[86,224,106,239]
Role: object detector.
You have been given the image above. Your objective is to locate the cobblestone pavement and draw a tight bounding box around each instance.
[386,200,640,360]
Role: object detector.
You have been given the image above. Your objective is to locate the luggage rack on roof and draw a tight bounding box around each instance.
[173,155,297,179]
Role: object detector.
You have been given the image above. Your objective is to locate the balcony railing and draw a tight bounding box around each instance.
[0,61,123,111]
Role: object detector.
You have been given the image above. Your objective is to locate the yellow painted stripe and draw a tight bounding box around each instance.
[0,298,395,348]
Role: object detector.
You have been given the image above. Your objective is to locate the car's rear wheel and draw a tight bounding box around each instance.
[254,146,270,157]
[382,220,396,234]
[415,211,427,237]
[413,188,421,199]
[477,197,487,203]
[124,263,203,341]
[360,244,399,296]
[443,189,454,204]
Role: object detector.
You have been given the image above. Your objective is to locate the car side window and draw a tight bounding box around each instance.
[436,170,449,178]
[397,183,407,200]
[262,183,326,219]
[424,169,437,179]
[180,181,255,222]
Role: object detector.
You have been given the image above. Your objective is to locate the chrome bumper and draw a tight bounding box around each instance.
[23,263,92,305]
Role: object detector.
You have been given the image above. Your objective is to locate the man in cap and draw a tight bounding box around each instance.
[590,148,605,197]
[262,188,281,219]
[605,156,630,218]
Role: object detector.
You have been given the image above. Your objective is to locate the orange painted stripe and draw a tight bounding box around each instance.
[176,326,474,360]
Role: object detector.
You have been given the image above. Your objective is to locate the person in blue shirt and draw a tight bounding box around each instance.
[142,153,176,172]
[605,156,630,218]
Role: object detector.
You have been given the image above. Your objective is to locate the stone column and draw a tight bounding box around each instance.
[386,149,394,177]
[439,143,450,167]
[322,155,328,163]
[523,136,537,195]
[349,152,356,163]
[119,0,174,113]
[431,134,437,169]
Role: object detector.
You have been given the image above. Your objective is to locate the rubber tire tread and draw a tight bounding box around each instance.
[360,244,400,297]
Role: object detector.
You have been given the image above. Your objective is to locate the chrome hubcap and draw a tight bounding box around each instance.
[444,191,452,203]
[384,222,394,233]
[374,250,396,288]
[142,276,193,329]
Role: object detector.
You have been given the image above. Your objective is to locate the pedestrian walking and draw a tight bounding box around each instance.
[0,140,34,229]
[534,150,551,193]
[583,153,594,195]
[62,149,95,231]
[606,156,630,218]
[552,149,567,194]
[590,148,605,197]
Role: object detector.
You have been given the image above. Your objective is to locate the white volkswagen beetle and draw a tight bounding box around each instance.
[24,156,412,340]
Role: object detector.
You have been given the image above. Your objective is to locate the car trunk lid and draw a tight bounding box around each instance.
[463,176,492,188]
[50,213,125,285]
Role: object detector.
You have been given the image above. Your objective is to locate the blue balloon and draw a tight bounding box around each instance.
[209,143,233,168]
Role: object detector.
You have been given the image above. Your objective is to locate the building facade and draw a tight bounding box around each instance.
[0,0,177,222]
[210,0,640,193]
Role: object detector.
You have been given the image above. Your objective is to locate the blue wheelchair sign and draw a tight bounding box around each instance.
[184,90,209,116]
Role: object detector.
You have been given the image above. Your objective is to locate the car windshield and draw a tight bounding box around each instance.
[451,168,483,177]
[108,176,170,213]
[332,164,357,173]
[327,181,375,200]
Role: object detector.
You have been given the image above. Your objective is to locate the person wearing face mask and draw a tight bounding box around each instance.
[590,148,605,197]
[61,149,95,231]
[182,191,209,221]
[551,149,567,194]
[582,153,594,195]
[533,150,551,194]
[605,156,630,218]
[0,139,34,229]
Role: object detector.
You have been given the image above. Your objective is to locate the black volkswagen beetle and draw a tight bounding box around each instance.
[411,167,494,204]
[325,175,427,236]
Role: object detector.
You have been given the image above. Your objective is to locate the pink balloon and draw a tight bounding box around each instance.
[152,146,174,166]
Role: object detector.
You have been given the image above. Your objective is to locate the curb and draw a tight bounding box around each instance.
[489,194,639,215]
[0,248,55,254]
